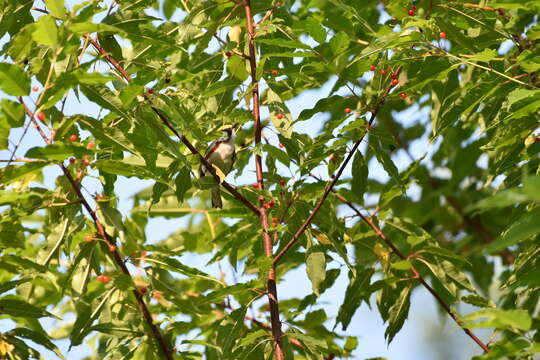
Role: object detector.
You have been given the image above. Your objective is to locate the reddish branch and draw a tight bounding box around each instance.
[273,68,401,266]
[387,123,514,264]
[85,35,259,215]
[243,1,285,358]
[17,99,173,359]
[332,192,490,353]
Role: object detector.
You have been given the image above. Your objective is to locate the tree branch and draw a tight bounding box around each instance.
[85,35,259,215]
[273,68,401,266]
[331,191,490,353]
[243,1,285,358]
[18,98,174,360]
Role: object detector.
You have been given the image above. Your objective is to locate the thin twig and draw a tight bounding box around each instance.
[273,67,402,266]
[18,98,174,360]
[243,0,285,358]
[85,36,259,214]
[332,192,490,353]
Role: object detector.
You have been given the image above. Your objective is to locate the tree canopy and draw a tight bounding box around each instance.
[0,0,539,359]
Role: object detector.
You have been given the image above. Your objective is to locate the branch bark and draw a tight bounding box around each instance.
[273,69,401,265]
[85,35,259,215]
[243,1,285,358]
[18,98,174,360]
[332,191,490,353]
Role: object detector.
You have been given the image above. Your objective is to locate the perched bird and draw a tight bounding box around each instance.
[199,124,238,208]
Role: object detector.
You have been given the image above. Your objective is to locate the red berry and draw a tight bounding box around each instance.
[139,287,148,294]
[391,73,398,80]
[37,113,45,121]
[147,88,154,94]
[278,143,285,148]
[271,69,279,76]
[265,199,275,209]
[109,245,116,252]
[225,51,232,57]
[153,291,162,299]
[82,158,91,166]
[86,142,95,150]
[391,79,399,86]
[141,251,148,257]
[32,86,39,92]
[276,113,284,119]
[97,275,110,283]
[279,179,286,186]
[69,157,76,164]
[440,32,447,39]
[408,9,415,16]
[84,235,93,242]
[380,69,387,75]
[69,134,78,142]
[344,108,352,114]
[251,183,260,189]
[370,65,376,71]
[399,92,407,99]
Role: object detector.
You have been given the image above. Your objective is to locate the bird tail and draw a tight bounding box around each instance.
[211,186,222,208]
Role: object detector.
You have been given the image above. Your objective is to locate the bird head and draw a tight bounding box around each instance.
[218,123,238,140]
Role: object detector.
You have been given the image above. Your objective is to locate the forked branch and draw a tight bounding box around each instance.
[18,98,174,360]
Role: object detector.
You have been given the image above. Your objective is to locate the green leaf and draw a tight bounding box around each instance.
[0,162,49,186]
[174,167,191,203]
[306,245,326,296]
[263,144,290,167]
[463,309,532,331]
[26,144,92,161]
[384,285,411,344]
[351,151,368,202]
[0,298,56,319]
[0,63,31,96]
[486,207,540,253]
[44,0,66,19]
[267,87,293,138]
[10,327,64,359]
[144,256,224,286]
[305,18,327,43]
[372,140,402,188]
[223,306,248,358]
[32,15,58,47]
[336,268,374,330]
[255,38,311,50]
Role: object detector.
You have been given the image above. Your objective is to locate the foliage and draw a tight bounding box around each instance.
[0,0,539,359]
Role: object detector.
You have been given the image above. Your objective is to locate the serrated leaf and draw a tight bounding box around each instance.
[351,151,368,202]
[384,285,411,344]
[486,207,540,253]
[336,268,374,330]
[0,298,56,319]
[10,327,64,359]
[0,63,31,96]
[463,309,531,331]
[175,167,191,203]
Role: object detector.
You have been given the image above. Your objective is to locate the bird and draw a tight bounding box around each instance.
[199,124,238,208]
